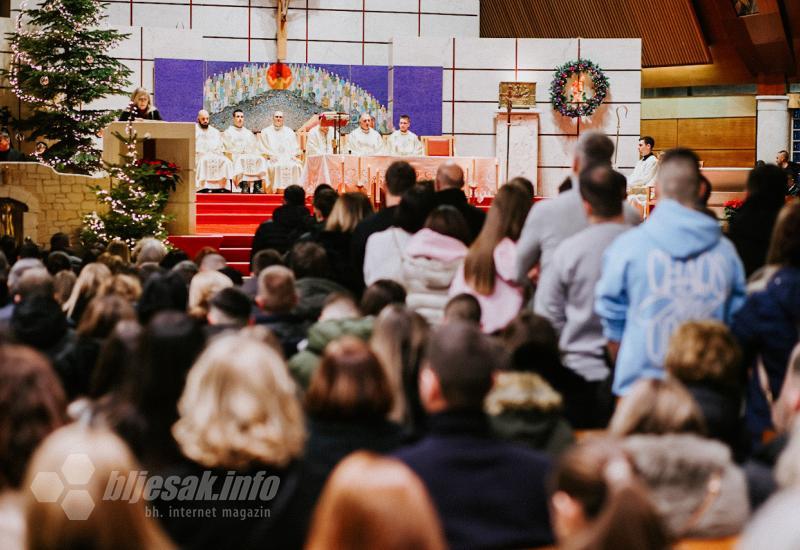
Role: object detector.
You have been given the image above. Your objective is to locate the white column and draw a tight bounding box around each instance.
[756,95,790,162]
[495,110,539,193]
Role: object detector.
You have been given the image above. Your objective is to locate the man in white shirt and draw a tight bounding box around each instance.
[195,109,233,192]
[347,112,385,156]
[259,111,302,191]
[222,109,267,193]
[305,124,333,157]
[387,114,424,157]
[627,136,658,189]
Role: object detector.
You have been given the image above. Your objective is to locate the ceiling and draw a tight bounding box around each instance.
[480,0,800,87]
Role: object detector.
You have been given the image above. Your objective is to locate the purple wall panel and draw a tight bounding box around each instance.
[393,66,442,137]
[153,59,205,122]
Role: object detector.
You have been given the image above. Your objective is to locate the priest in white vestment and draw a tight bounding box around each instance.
[195,109,233,191]
[387,114,424,157]
[258,111,302,191]
[626,136,659,214]
[306,124,334,157]
[222,109,267,193]
[347,112,385,156]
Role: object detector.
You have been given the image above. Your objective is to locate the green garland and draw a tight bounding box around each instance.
[550,59,609,118]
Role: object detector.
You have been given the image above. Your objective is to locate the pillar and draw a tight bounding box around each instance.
[756,95,790,162]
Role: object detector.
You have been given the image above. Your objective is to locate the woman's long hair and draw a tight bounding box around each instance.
[463,184,530,295]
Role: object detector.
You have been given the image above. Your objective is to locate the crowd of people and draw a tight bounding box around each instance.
[2,130,800,549]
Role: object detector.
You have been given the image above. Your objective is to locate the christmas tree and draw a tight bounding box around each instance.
[3,0,132,173]
[82,122,177,248]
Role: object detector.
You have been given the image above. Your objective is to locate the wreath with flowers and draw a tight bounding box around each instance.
[550,59,609,118]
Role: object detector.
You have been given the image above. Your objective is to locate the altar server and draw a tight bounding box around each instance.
[627,136,658,189]
[223,109,267,193]
[387,114,424,157]
[347,112,385,156]
[259,111,302,191]
[306,124,334,157]
[195,109,233,192]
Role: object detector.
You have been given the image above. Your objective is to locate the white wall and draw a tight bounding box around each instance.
[391,36,642,196]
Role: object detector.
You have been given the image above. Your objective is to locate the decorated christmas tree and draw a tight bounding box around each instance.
[82,122,178,248]
[3,0,132,173]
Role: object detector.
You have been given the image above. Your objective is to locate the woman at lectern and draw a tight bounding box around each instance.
[119,87,163,121]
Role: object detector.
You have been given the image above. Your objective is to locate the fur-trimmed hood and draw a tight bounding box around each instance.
[622,433,749,539]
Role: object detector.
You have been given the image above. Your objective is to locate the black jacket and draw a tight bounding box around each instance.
[250,204,314,264]
[254,311,309,357]
[314,231,361,294]
[293,277,348,321]
[393,410,554,550]
[728,202,782,278]
[434,188,486,244]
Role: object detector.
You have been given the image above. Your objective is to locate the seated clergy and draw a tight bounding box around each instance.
[195,109,233,192]
[387,114,424,157]
[259,111,303,191]
[347,113,385,156]
[222,109,267,193]
[306,124,334,157]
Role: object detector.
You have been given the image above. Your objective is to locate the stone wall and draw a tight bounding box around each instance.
[0,162,109,246]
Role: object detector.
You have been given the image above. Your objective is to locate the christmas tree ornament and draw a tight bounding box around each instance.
[85,54,93,64]
[39,75,49,85]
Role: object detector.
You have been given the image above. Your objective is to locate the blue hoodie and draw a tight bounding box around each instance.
[595,199,746,395]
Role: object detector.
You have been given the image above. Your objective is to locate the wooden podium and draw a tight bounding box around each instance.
[103,122,196,234]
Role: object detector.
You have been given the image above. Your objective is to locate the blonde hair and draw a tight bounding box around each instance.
[173,334,305,469]
[188,270,232,319]
[129,87,154,112]
[665,321,741,389]
[325,192,373,233]
[24,424,174,550]
[608,378,706,437]
[98,273,143,303]
[62,263,112,319]
[306,452,446,550]
[256,265,297,313]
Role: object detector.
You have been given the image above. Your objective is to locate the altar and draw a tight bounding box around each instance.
[300,154,500,203]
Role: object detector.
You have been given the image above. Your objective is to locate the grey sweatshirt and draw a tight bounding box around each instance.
[534,221,630,381]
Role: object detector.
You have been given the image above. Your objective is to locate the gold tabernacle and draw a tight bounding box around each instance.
[498,82,537,109]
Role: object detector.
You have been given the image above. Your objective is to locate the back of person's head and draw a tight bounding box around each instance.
[173,333,305,469]
[49,232,70,252]
[24,424,175,550]
[767,202,800,268]
[63,262,112,318]
[0,345,65,491]
[499,311,563,374]
[77,294,136,339]
[106,239,131,264]
[18,239,41,260]
[193,245,219,267]
[257,265,297,313]
[8,258,45,294]
[132,237,167,266]
[424,205,470,245]
[208,287,252,326]
[313,187,339,221]
[199,252,226,272]
[360,279,406,316]
[550,438,669,550]
[665,321,741,391]
[656,148,701,205]
[251,248,284,276]
[698,175,712,208]
[284,184,306,206]
[14,267,54,301]
[159,248,189,270]
[507,176,535,200]
[97,273,142,304]
[136,262,166,285]
[188,269,233,319]
[395,184,435,233]
[306,336,393,421]
[435,161,464,191]
[288,241,330,279]
[169,259,198,287]
[443,293,481,325]
[320,292,360,321]
[325,192,374,233]
[306,452,446,550]
[609,378,706,437]
[90,320,141,398]
[137,271,189,324]
[386,160,417,197]
[464,184,531,295]
[575,131,615,172]
[218,266,243,286]
[52,270,76,306]
[12,294,67,352]
[45,251,72,276]
[747,163,787,209]
[579,165,626,218]
[423,321,507,410]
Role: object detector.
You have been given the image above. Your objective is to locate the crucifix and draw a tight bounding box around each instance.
[276,0,290,61]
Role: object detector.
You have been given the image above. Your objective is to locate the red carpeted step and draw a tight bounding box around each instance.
[196,193,285,204]
[196,223,259,234]
[196,203,280,215]
[219,247,251,262]
[228,262,250,276]
[220,234,254,248]
[197,213,275,225]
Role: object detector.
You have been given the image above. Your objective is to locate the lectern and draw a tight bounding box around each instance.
[103,121,196,234]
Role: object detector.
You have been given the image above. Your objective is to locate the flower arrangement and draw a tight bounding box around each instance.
[723,199,744,222]
[550,59,609,118]
[134,158,181,195]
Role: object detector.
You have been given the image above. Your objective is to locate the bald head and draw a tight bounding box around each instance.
[435,162,464,191]
[197,110,210,128]
[574,130,615,173]
[657,148,701,206]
